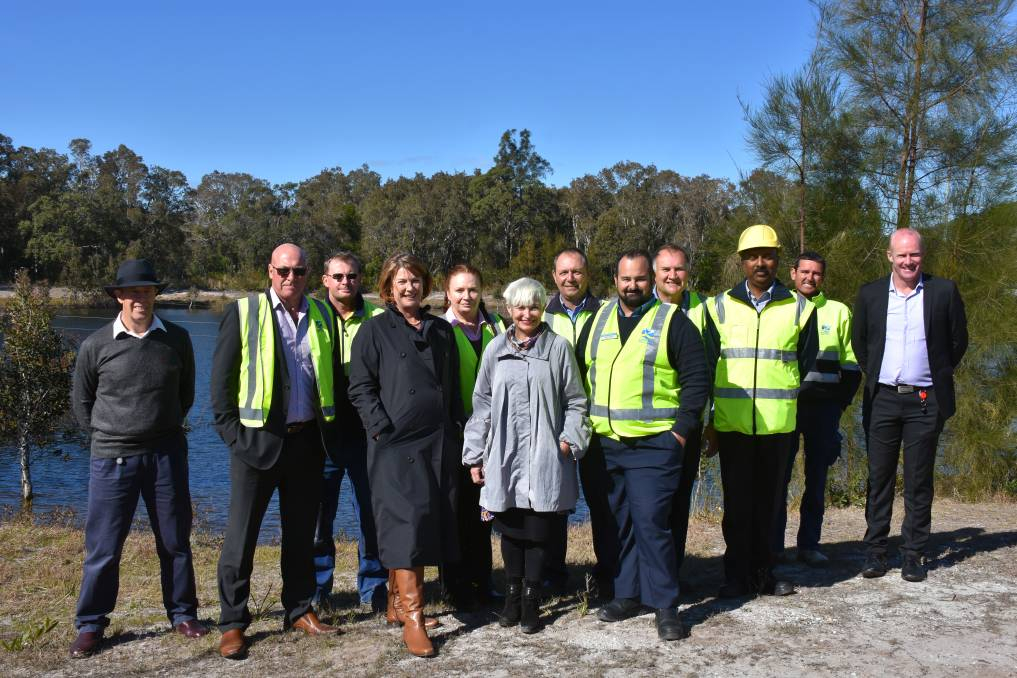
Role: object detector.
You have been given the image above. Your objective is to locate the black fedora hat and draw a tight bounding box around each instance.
[104,259,168,297]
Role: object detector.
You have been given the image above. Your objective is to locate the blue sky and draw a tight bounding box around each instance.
[3,1,819,187]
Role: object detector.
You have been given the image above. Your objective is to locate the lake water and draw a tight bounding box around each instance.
[3,307,715,542]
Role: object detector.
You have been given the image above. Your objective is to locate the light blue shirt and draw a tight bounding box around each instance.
[269,288,316,424]
[564,295,588,322]
[745,280,776,313]
[878,275,933,387]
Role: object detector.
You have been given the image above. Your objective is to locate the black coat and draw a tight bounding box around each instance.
[852,274,968,422]
[210,291,337,469]
[348,305,465,568]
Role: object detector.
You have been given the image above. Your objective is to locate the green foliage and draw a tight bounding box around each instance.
[0,616,58,652]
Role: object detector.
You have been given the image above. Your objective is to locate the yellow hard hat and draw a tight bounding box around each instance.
[737,224,781,253]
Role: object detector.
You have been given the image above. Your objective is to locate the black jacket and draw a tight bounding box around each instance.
[851,274,968,421]
[348,305,464,567]
[210,290,337,470]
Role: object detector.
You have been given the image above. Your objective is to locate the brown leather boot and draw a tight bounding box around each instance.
[388,569,440,629]
[395,567,435,658]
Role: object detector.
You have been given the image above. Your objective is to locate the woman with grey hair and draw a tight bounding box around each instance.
[462,277,591,633]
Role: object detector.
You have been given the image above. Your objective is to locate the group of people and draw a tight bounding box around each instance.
[67,223,967,659]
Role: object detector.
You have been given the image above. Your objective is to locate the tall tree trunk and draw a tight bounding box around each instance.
[18,423,33,504]
[897,0,929,229]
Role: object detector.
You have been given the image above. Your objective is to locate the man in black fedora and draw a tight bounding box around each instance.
[69,258,208,658]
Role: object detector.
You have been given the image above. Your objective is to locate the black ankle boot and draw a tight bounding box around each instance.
[499,579,522,627]
[520,581,542,634]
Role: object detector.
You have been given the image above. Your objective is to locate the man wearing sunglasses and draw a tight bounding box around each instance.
[313,251,387,612]
[211,243,341,659]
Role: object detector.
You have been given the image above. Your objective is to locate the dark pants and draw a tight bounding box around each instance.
[313,434,387,607]
[863,386,944,558]
[502,536,546,582]
[440,466,493,600]
[75,440,199,633]
[773,400,843,553]
[718,431,795,586]
[668,425,702,574]
[218,425,325,630]
[602,432,683,610]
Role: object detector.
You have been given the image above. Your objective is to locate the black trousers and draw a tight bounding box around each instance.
[217,425,325,630]
[717,431,795,585]
[544,436,620,588]
[668,425,703,574]
[440,466,493,599]
[863,386,944,557]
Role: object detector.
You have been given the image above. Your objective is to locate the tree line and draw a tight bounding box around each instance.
[1,0,1015,498]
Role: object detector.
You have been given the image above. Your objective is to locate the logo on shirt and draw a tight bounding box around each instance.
[640,328,660,344]
[821,323,832,334]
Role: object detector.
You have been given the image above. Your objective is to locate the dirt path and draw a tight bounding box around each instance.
[4,498,1016,677]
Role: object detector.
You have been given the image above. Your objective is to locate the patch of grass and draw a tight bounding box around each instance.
[1,616,58,652]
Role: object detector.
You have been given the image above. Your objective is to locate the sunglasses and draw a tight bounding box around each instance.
[272,266,307,278]
[327,272,359,282]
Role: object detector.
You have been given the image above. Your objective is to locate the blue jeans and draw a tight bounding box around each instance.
[76,441,199,632]
[313,435,387,607]
[773,400,843,552]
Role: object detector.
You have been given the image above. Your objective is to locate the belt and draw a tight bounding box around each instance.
[879,383,932,394]
[286,420,315,435]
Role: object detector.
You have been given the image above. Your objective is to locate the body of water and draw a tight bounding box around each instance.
[2,306,669,542]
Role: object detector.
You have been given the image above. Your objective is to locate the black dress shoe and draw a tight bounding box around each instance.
[69,630,102,658]
[596,597,642,622]
[901,555,927,582]
[718,579,754,599]
[757,572,796,597]
[861,553,888,578]
[654,608,689,641]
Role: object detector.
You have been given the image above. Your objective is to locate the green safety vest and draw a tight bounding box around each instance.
[679,289,708,337]
[236,293,336,427]
[453,311,507,416]
[337,298,385,377]
[543,307,595,348]
[707,289,814,435]
[584,298,681,440]
[803,292,859,384]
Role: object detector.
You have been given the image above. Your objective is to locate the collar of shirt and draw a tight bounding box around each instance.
[113,312,165,339]
[562,294,588,321]
[269,287,309,318]
[617,295,658,320]
[745,280,776,311]
[888,273,924,299]
[445,307,489,341]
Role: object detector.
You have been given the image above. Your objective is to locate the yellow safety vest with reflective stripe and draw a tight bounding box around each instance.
[453,311,507,416]
[584,298,680,440]
[337,298,384,377]
[707,289,814,435]
[681,290,708,337]
[543,307,595,348]
[236,293,336,427]
[803,292,858,385]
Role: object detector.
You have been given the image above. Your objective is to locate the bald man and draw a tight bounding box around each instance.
[211,244,341,659]
[852,228,967,583]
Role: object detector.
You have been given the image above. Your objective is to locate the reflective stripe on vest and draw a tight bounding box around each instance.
[543,308,594,348]
[236,293,336,427]
[584,299,680,439]
[707,289,814,435]
[801,293,859,384]
[454,312,506,416]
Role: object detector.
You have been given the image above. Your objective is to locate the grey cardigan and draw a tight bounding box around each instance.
[462,326,591,513]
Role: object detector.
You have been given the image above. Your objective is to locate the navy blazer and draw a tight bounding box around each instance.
[851,274,968,421]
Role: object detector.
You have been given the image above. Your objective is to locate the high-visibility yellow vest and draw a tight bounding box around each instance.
[584,298,680,440]
[680,290,708,337]
[236,293,336,427]
[707,289,814,435]
[337,298,384,377]
[543,303,596,348]
[453,310,507,416]
[802,292,859,384]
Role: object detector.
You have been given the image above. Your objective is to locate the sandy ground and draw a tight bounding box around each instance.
[3,498,1014,677]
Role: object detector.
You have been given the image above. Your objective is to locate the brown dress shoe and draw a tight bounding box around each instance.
[69,630,102,658]
[175,619,210,638]
[290,611,340,636]
[219,629,247,660]
[395,567,435,658]
[387,570,440,629]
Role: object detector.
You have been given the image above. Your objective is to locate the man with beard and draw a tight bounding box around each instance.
[703,225,819,599]
[576,250,709,640]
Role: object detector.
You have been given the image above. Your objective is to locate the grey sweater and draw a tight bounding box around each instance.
[72,318,195,458]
